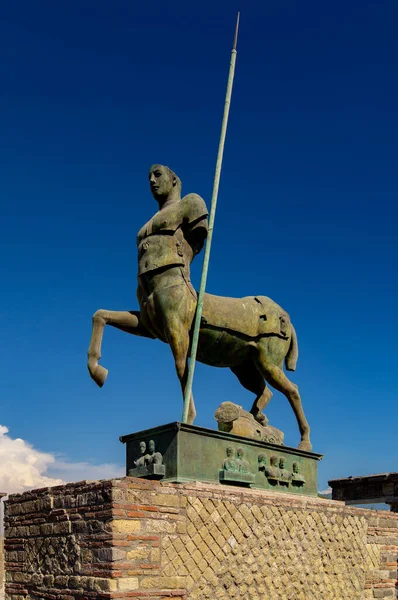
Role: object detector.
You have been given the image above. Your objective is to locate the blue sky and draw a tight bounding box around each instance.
[1,0,397,493]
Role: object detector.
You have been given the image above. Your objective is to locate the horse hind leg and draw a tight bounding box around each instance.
[230,363,273,424]
[253,345,312,451]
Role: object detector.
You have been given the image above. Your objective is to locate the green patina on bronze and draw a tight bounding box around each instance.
[88,165,312,451]
[120,423,322,497]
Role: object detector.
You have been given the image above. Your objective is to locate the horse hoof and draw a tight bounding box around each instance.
[251,411,267,425]
[88,362,108,387]
[95,365,108,387]
[298,440,312,452]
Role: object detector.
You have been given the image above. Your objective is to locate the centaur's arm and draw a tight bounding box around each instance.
[181,193,209,257]
[185,215,208,256]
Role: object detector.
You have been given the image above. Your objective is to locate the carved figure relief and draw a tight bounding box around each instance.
[292,462,306,485]
[258,454,305,489]
[128,438,165,479]
[264,455,280,481]
[220,446,255,486]
[279,457,292,486]
[134,441,148,467]
[236,448,251,473]
[258,453,267,472]
[146,439,163,465]
[222,446,238,471]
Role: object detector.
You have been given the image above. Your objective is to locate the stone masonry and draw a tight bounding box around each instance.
[4,478,398,600]
[1,492,7,599]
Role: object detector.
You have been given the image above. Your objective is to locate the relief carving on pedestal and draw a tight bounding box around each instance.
[258,454,305,489]
[279,457,292,486]
[264,455,281,482]
[219,446,255,486]
[292,462,306,486]
[128,439,165,479]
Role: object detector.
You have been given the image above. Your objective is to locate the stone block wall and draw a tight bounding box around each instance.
[1,538,4,597]
[4,478,398,599]
[1,493,7,597]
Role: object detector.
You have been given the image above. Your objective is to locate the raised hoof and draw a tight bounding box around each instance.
[298,440,312,452]
[88,362,108,387]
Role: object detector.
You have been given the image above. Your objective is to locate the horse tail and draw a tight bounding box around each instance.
[285,323,298,371]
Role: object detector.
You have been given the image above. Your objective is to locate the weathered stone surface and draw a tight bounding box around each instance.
[116,576,139,591]
[25,534,80,575]
[4,478,398,599]
[215,401,284,445]
[112,519,141,534]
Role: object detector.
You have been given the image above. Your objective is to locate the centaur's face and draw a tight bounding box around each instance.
[149,165,173,200]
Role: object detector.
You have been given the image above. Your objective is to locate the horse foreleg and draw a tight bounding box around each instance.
[166,328,196,425]
[87,309,153,387]
[254,346,312,451]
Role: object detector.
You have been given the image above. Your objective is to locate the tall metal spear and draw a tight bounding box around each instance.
[182,13,240,423]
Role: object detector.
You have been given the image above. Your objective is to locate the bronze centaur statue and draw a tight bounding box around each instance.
[87,165,311,451]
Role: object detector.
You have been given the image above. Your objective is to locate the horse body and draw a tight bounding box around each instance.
[198,292,297,369]
[87,265,312,451]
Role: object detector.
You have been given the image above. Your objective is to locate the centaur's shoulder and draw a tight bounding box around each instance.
[180,193,208,224]
[136,194,208,242]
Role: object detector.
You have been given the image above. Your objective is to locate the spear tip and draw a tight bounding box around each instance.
[233,12,240,51]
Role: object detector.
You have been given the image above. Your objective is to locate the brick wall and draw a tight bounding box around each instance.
[4,478,398,600]
[0,538,4,598]
[1,494,6,598]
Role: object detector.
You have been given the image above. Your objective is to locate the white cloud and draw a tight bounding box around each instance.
[47,460,124,482]
[0,425,123,496]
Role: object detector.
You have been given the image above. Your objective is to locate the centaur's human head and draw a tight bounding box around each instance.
[149,164,182,203]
